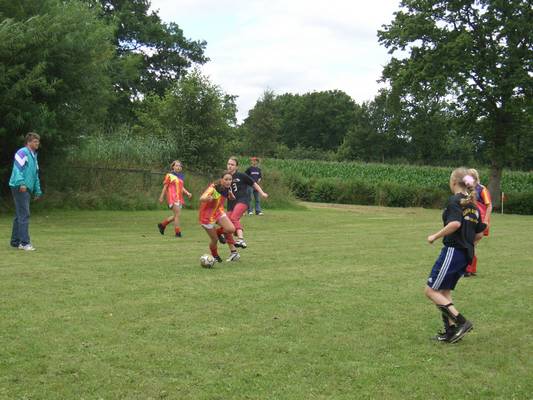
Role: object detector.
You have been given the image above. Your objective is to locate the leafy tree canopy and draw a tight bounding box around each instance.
[0,0,114,171]
[378,0,533,204]
[83,0,208,121]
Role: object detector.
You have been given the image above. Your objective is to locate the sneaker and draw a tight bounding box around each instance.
[248,211,253,216]
[464,272,472,277]
[431,327,456,342]
[175,232,182,237]
[227,252,240,262]
[449,320,473,344]
[213,255,223,263]
[235,239,247,249]
[218,234,226,244]
[157,223,165,235]
[18,244,36,251]
[256,212,264,216]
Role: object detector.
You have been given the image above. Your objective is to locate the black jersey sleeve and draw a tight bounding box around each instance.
[241,172,254,186]
[475,221,487,233]
[445,196,463,225]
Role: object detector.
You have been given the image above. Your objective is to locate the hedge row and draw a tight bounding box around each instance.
[283,173,533,214]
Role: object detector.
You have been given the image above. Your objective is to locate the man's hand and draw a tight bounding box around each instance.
[19,185,27,192]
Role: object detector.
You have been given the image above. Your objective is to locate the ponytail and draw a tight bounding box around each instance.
[459,187,477,207]
[450,168,477,207]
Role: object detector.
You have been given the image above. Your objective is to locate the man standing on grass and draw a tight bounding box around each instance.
[9,132,42,251]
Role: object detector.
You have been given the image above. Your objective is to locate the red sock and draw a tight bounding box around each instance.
[161,219,171,227]
[225,232,235,245]
[216,227,224,236]
[209,244,219,257]
[466,255,477,273]
[174,227,181,234]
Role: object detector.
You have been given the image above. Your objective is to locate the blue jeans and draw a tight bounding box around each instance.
[10,188,31,247]
[247,186,262,214]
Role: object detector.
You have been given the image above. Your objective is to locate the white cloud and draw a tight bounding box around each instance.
[151,0,401,121]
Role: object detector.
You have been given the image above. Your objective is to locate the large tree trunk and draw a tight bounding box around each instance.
[488,111,509,209]
[488,162,502,209]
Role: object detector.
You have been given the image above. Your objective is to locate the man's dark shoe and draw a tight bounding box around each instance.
[214,255,223,263]
[157,223,165,235]
[449,320,473,344]
[218,234,226,244]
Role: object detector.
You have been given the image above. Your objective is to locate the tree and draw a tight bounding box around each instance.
[244,90,359,153]
[134,71,237,169]
[378,0,533,206]
[241,90,281,156]
[83,0,208,123]
[0,0,113,177]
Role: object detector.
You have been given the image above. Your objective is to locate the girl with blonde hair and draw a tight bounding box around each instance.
[425,168,486,343]
[464,168,492,276]
[158,160,192,237]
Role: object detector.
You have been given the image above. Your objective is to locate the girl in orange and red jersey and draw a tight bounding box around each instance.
[199,171,240,263]
[158,160,192,237]
[465,168,492,276]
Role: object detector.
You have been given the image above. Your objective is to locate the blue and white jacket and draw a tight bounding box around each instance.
[9,146,42,196]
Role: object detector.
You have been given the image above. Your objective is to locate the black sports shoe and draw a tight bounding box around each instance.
[214,255,223,263]
[449,320,473,343]
[158,223,165,235]
[432,327,456,342]
[218,234,226,244]
[175,232,182,237]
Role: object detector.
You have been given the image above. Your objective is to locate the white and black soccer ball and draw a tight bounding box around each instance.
[200,254,215,268]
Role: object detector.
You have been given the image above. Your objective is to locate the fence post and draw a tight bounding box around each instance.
[501,192,504,214]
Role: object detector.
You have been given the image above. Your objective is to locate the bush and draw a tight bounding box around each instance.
[11,161,299,212]
[310,179,341,203]
[337,180,376,205]
[501,192,533,215]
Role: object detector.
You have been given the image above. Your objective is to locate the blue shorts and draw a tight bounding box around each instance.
[427,247,468,290]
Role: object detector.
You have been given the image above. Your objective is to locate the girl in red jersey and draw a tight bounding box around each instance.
[465,168,493,276]
[158,160,192,237]
[199,171,240,262]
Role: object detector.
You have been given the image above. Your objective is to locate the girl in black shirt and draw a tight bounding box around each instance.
[425,168,486,343]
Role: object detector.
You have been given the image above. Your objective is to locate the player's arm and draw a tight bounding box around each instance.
[427,221,461,244]
[252,182,268,198]
[183,186,192,198]
[200,187,214,202]
[159,185,167,203]
[482,188,492,224]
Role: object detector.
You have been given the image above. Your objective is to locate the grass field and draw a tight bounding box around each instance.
[1,205,532,399]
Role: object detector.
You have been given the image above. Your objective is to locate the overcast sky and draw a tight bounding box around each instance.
[150,0,402,121]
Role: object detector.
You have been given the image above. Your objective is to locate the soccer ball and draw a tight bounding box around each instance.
[200,254,215,268]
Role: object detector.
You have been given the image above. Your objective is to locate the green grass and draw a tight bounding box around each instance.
[1,205,532,399]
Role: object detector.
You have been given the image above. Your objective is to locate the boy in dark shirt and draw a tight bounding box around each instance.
[245,157,263,215]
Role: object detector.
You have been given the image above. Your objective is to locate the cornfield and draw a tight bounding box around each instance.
[263,159,533,193]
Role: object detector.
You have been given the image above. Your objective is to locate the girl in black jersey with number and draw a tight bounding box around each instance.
[425,167,486,343]
[217,156,268,248]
